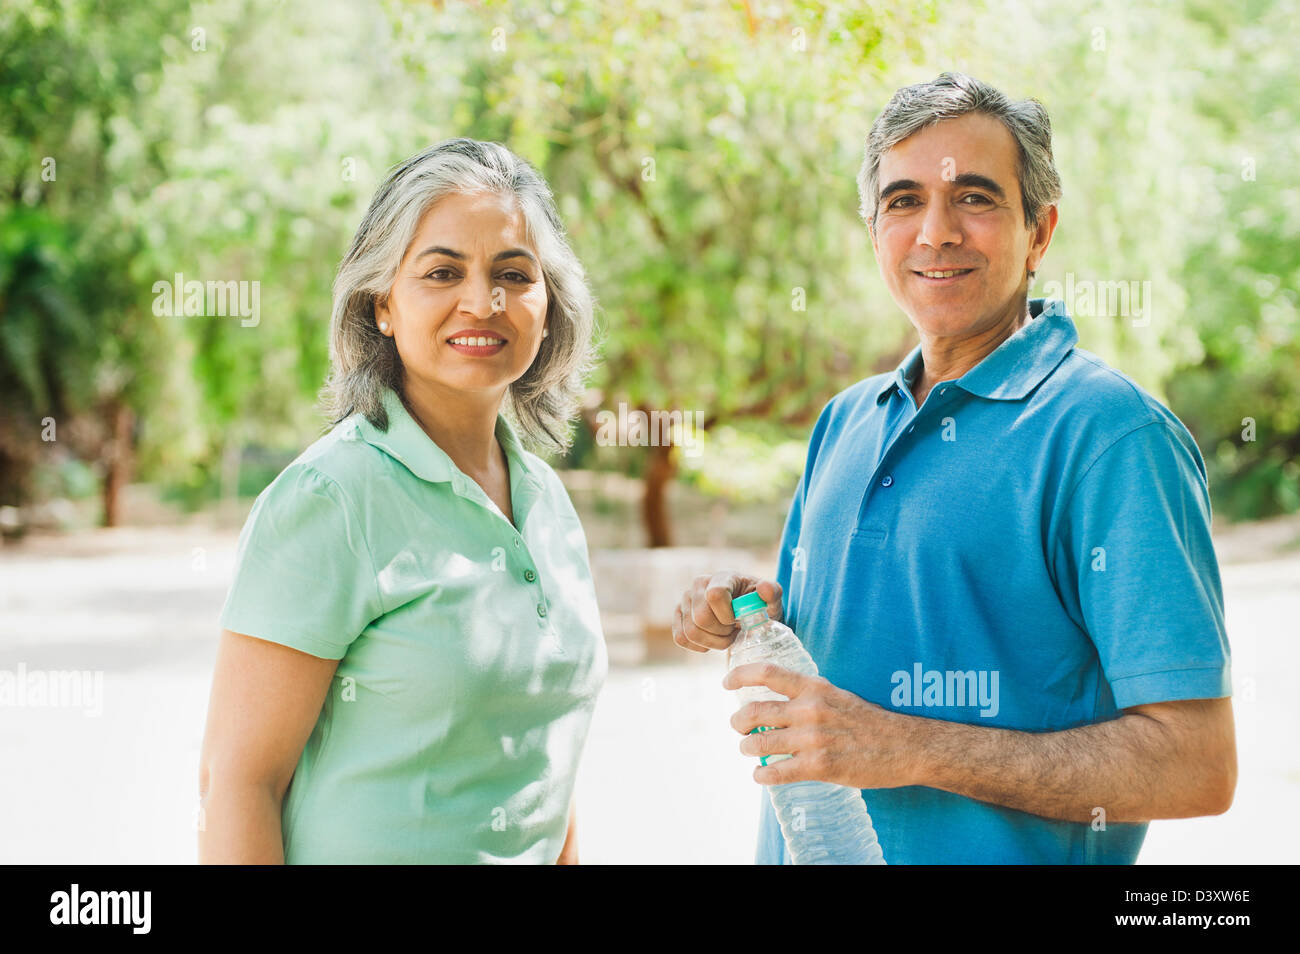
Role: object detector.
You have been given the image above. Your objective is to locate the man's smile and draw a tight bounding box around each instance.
[911,267,976,285]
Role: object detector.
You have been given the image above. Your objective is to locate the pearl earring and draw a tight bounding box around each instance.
[542,328,548,338]
[379,322,389,333]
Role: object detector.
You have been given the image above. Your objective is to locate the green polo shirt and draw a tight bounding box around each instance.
[218,385,608,863]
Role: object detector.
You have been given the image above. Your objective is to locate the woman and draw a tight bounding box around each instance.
[198,139,608,864]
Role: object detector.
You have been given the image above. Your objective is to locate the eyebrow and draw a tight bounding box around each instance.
[879,172,1007,202]
[415,246,538,265]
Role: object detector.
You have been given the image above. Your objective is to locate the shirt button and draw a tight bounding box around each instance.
[513,537,522,548]
[881,475,894,487]
[537,603,547,618]
[524,569,536,582]
[939,387,948,396]
[907,425,915,433]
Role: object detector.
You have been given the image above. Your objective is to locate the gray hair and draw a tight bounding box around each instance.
[318,138,599,455]
[857,72,1062,247]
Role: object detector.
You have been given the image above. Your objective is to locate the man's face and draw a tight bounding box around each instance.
[868,112,1052,339]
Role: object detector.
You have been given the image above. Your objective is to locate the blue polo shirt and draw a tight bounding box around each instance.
[756,297,1232,865]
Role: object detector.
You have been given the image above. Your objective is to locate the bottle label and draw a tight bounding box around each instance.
[749,726,793,766]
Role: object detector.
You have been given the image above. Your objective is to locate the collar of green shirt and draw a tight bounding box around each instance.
[353,385,546,516]
[876,297,1079,405]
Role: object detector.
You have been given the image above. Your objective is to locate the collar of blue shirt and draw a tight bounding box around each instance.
[354,385,541,493]
[876,297,1079,405]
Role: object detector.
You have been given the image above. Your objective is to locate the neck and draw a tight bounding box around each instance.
[911,295,1030,405]
[399,375,506,477]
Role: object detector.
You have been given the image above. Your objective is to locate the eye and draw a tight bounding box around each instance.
[424,267,457,280]
[961,193,992,205]
[886,195,918,209]
[499,270,532,283]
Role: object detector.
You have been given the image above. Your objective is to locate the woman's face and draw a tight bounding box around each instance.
[376,190,549,403]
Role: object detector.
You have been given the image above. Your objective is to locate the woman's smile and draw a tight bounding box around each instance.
[446,329,508,356]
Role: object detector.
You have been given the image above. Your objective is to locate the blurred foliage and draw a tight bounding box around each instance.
[0,0,187,504]
[1161,0,1300,518]
[1,0,1296,524]
[678,428,809,505]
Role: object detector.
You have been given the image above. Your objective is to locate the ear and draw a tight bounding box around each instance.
[1026,204,1059,274]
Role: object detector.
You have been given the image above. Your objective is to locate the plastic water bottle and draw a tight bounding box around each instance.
[727,591,886,865]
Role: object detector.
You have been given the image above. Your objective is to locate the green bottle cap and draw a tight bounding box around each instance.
[731,592,767,617]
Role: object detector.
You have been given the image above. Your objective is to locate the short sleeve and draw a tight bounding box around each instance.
[774,472,805,628]
[1053,421,1232,709]
[218,464,385,659]
[775,396,839,630]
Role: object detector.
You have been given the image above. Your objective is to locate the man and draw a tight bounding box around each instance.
[672,72,1235,864]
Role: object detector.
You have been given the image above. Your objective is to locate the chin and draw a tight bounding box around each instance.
[906,304,981,337]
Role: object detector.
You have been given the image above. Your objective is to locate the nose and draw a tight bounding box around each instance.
[457,269,500,320]
[916,196,963,251]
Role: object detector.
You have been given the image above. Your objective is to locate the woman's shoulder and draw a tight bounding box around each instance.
[259,414,383,507]
[517,450,578,505]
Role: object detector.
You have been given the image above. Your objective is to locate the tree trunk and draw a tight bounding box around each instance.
[642,440,676,547]
[101,400,134,528]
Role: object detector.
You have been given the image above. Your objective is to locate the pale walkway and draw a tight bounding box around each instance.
[0,518,1295,863]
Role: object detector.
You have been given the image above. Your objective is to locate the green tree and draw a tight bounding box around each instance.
[0,0,188,523]
[392,0,940,543]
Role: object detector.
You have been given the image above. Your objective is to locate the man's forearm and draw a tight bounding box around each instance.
[902,707,1224,824]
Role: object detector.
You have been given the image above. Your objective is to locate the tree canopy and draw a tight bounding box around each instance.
[2,0,1295,537]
